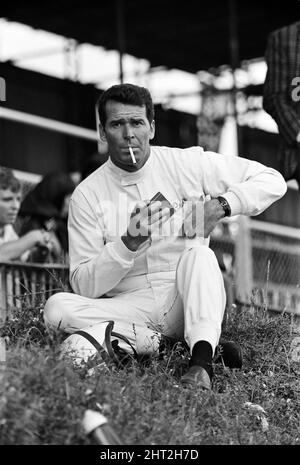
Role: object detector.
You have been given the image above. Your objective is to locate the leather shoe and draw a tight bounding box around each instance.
[181,365,211,390]
[214,340,243,369]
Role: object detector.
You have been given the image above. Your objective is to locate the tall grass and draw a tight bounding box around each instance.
[0,301,299,445]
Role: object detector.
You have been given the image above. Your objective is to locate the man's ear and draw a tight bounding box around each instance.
[149,120,155,140]
[99,124,107,142]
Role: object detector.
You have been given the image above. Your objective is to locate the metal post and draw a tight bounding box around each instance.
[228,0,253,302]
[64,39,78,81]
[0,264,7,370]
[116,0,126,84]
[64,39,72,80]
[235,216,253,303]
[73,41,80,82]
[95,100,108,155]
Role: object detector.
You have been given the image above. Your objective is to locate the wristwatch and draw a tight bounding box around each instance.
[217,196,231,217]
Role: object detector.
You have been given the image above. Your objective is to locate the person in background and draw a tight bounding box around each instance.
[44,84,286,391]
[263,20,300,190]
[0,167,51,261]
[18,171,76,263]
[81,152,108,180]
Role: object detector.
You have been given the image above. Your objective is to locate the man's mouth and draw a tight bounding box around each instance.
[122,146,137,151]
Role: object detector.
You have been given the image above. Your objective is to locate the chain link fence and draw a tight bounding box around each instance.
[210,218,300,315]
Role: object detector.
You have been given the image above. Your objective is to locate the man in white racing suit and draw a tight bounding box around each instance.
[44,84,287,390]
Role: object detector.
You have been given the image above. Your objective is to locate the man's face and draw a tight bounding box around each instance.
[100,100,155,172]
[0,189,21,227]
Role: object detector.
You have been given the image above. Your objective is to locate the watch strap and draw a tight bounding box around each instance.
[217,196,231,217]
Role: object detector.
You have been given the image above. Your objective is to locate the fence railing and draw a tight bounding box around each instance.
[1,218,299,320]
[0,261,70,324]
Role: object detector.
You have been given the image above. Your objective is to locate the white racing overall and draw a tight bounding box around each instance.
[44,146,286,354]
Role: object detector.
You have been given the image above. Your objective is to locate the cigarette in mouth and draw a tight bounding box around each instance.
[128,146,136,164]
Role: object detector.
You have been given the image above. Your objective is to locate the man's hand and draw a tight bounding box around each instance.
[179,197,225,239]
[204,198,225,237]
[121,200,171,251]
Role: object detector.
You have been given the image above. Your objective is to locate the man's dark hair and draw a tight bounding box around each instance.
[0,166,21,192]
[97,83,155,127]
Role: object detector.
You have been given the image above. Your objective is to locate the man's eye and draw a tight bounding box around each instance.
[134,121,143,126]
[112,122,121,128]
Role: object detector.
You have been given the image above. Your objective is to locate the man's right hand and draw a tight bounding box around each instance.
[121,200,171,251]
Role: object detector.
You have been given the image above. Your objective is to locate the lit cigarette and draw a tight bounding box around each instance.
[128,146,136,164]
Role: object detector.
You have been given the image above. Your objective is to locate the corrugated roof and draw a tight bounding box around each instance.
[1,0,299,72]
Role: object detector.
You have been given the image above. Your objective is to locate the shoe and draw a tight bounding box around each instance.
[181,365,211,390]
[214,340,242,369]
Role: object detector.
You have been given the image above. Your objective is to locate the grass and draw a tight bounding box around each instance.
[0,299,300,445]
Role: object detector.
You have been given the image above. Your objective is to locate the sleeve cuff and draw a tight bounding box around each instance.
[106,237,138,265]
[221,191,244,217]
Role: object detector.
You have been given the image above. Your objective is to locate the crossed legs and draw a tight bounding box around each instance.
[44,245,226,362]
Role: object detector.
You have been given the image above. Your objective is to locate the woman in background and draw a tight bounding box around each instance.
[17,171,76,263]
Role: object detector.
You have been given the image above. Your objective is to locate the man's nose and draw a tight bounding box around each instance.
[123,124,134,140]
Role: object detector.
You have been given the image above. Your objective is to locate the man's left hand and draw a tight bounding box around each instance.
[179,197,225,238]
[204,198,225,237]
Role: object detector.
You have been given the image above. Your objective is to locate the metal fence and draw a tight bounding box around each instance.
[210,217,300,316]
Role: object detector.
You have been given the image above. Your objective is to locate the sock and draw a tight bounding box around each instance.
[190,340,213,378]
